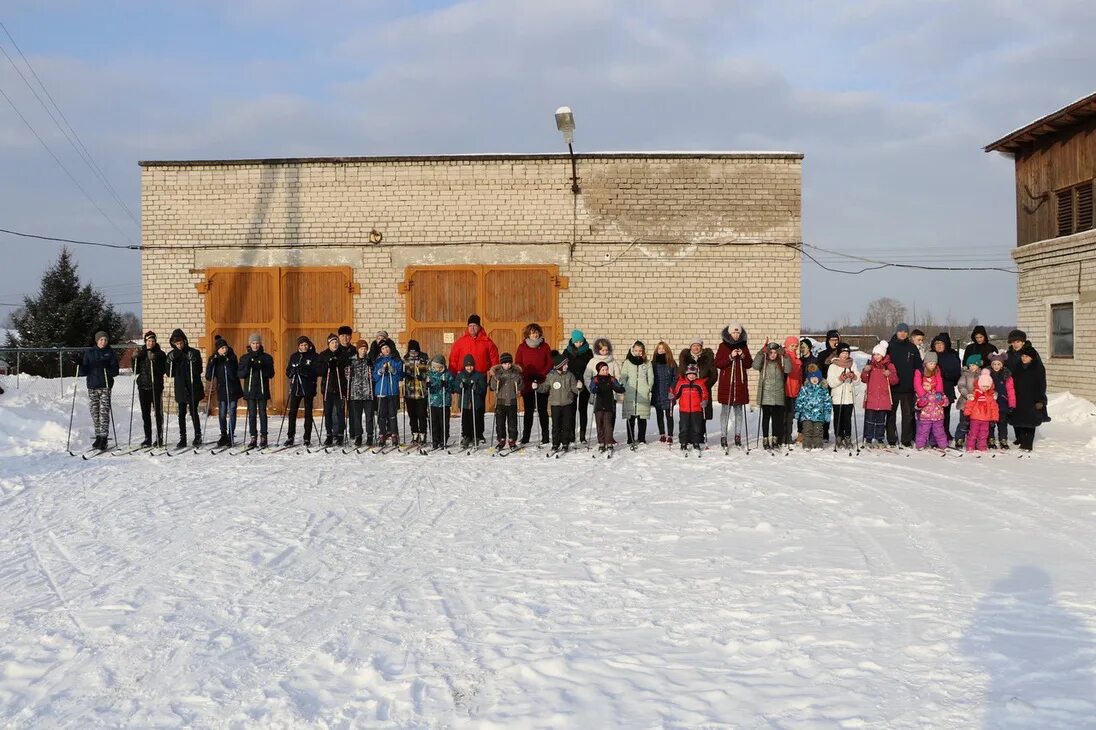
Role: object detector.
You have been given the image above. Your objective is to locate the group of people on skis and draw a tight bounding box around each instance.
[78,315,1050,455]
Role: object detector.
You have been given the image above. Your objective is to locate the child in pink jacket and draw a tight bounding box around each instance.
[914,360,949,449]
[860,341,898,448]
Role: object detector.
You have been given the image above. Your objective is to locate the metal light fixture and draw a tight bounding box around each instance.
[554,106,580,194]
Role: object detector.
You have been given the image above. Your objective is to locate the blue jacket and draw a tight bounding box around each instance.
[795,381,832,423]
[82,345,119,390]
[372,355,403,397]
[427,368,454,408]
[651,359,677,410]
[206,348,243,402]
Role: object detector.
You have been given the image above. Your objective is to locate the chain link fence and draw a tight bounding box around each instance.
[0,346,140,397]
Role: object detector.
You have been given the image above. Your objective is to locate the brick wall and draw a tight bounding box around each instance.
[1014,228,1096,401]
[141,153,802,401]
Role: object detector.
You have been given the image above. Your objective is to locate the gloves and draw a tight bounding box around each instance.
[701,400,709,411]
[576,381,583,390]
[1035,402,1044,410]
[531,382,538,389]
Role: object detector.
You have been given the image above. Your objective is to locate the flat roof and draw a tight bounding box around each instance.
[139,151,803,167]
[985,90,1096,155]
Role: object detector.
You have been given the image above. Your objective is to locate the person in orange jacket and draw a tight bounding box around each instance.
[781,336,803,446]
[963,368,1000,452]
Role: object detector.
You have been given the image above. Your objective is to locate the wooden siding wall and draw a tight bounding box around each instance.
[1014,118,1096,246]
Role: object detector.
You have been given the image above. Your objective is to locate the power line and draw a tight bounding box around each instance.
[0,84,138,245]
[0,225,1021,273]
[0,22,140,228]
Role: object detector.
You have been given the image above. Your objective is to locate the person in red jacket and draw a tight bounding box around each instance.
[515,322,552,445]
[670,364,710,452]
[964,369,1000,452]
[448,314,500,375]
[860,341,899,448]
[713,322,751,448]
[781,336,803,445]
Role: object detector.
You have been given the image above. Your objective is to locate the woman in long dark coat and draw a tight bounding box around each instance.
[1009,343,1047,452]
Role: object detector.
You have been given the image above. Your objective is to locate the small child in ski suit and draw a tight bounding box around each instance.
[795,364,832,450]
[954,353,982,448]
[589,361,626,450]
[489,353,524,449]
[453,354,488,449]
[670,364,710,451]
[914,365,949,450]
[860,341,897,448]
[426,354,453,449]
[987,353,1016,449]
[537,354,583,452]
[963,369,999,452]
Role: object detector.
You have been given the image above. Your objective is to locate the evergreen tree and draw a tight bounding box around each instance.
[5,248,126,376]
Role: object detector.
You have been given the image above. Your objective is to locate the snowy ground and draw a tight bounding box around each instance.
[2,377,1096,728]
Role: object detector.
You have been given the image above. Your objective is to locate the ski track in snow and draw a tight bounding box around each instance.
[2,384,1096,727]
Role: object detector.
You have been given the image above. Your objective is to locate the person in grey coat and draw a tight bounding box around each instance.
[752,340,793,449]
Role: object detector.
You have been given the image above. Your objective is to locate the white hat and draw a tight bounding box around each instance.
[872,341,888,357]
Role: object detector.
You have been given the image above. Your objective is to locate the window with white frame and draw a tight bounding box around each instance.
[1051,302,1074,358]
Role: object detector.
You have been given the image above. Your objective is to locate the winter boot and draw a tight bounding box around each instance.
[260,436,268,449]
[734,434,742,447]
[681,443,688,451]
[284,436,295,447]
[91,435,102,451]
[193,434,202,447]
[354,435,362,447]
[248,436,258,449]
[324,434,334,447]
[141,435,152,448]
[303,438,311,447]
[98,435,109,451]
[365,436,373,448]
[999,440,1010,451]
[720,437,728,448]
[508,439,516,449]
[953,438,964,450]
[988,438,998,450]
[177,436,188,449]
[217,433,229,447]
[497,439,506,450]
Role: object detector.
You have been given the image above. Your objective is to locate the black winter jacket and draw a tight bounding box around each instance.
[286,348,319,398]
[239,347,276,401]
[589,374,625,412]
[1010,351,1048,428]
[317,347,350,397]
[206,348,244,402]
[965,326,998,368]
[167,344,205,404]
[888,334,922,394]
[931,333,962,400]
[133,345,166,391]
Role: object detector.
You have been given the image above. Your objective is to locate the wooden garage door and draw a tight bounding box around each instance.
[400,265,567,408]
[199,266,357,413]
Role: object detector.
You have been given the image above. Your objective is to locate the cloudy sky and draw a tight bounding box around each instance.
[2,0,1094,330]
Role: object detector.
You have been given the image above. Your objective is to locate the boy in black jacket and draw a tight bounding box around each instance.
[133,330,167,447]
[284,335,319,447]
[589,361,625,452]
[167,328,205,448]
[239,332,276,448]
[453,354,488,448]
[318,333,350,446]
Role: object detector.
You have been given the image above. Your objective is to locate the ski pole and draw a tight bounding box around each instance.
[852,392,861,455]
[318,369,330,445]
[201,375,215,445]
[127,363,137,448]
[66,364,81,454]
[744,402,751,454]
[107,381,119,450]
[163,358,173,451]
[401,371,408,443]
[274,375,292,447]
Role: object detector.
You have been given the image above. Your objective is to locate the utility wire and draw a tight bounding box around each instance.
[0,22,139,228]
[0,226,1021,273]
[0,85,137,245]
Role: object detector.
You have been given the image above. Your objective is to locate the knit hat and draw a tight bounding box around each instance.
[727,321,743,334]
[143,330,157,341]
[826,329,840,341]
[872,341,888,357]
[1008,329,1027,344]
[338,325,353,336]
[596,361,609,373]
[431,354,446,366]
[978,368,993,389]
[690,337,704,347]
[924,351,938,366]
[552,352,568,369]
[686,363,699,376]
[375,330,389,339]
[94,331,107,342]
[989,352,1007,366]
[571,329,584,343]
[296,335,312,347]
[248,332,262,344]
[327,333,338,344]
[806,363,822,381]
[467,314,481,326]
[836,343,851,355]
[407,339,420,354]
[356,339,368,349]
[768,342,782,352]
[1019,343,1038,359]
[215,336,228,351]
[500,352,513,364]
[896,322,910,333]
[964,352,982,367]
[462,354,475,368]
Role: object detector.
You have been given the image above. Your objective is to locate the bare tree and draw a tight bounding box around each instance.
[119,311,142,341]
[861,297,908,338]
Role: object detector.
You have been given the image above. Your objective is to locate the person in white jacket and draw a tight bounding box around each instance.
[826,344,860,449]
